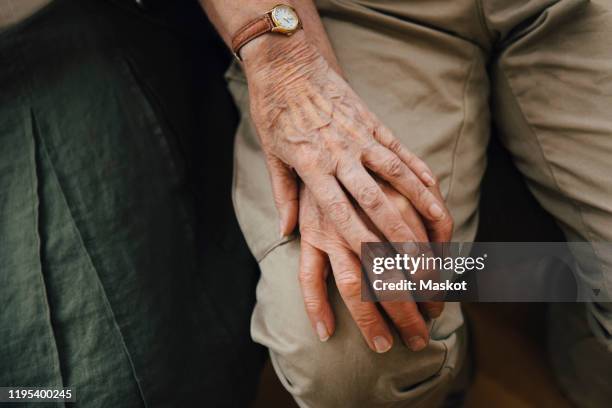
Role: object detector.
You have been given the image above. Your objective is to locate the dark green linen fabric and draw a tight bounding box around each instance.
[0,1,264,406]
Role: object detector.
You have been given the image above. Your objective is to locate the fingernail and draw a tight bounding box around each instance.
[279,220,286,239]
[316,322,330,342]
[373,336,392,353]
[422,172,436,187]
[429,203,444,219]
[404,242,419,256]
[407,336,427,352]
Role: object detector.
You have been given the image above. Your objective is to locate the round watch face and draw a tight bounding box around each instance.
[271,5,299,31]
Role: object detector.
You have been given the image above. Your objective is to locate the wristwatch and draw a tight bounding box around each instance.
[231,4,302,61]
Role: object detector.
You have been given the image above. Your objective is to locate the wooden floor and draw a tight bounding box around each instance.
[253,303,571,407]
[462,303,571,408]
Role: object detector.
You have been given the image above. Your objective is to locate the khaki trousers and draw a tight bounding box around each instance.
[226,0,612,406]
[0,0,52,29]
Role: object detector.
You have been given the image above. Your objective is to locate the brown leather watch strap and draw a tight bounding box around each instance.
[231,14,274,61]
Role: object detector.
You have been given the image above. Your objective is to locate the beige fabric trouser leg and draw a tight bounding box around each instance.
[227,1,487,406]
[486,1,612,406]
[226,0,612,407]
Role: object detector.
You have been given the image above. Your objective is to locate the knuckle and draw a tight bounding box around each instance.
[358,185,384,211]
[294,151,327,175]
[298,269,318,286]
[353,311,381,329]
[299,224,317,238]
[325,201,352,227]
[338,161,360,181]
[387,137,403,154]
[415,182,430,203]
[360,143,378,164]
[273,193,297,207]
[335,270,361,296]
[303,296,325,315]
[361,139,379,153]
[362,123,376,138]
[387,221,410,238]
[383,156,405,178]
[392,308,424,330]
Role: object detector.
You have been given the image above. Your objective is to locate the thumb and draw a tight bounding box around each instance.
[266,155,299,237]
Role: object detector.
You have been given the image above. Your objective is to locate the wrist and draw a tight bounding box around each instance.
[241,30,322,81]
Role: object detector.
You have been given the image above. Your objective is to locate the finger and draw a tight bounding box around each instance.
[372,126,454,242]
[299,240,335,342]
[329,249,393,353]
[266,155,299,237]
[381,300,430,351]
[420,301,444,319]
[377,178,428,242]
[302,174,379,254]
[372,124,437,187]
[425,184,455,243]
[337,163,417,244]
[376,180,445,321]
[362,143,452,241]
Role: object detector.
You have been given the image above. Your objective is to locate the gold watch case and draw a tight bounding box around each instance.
[269,4,301,35]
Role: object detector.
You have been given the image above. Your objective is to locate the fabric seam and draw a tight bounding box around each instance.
[475,0,494,45]
[40,120,148,408]
[28,108,67,405]
[446,48,478,210]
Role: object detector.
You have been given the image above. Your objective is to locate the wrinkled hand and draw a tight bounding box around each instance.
[243,35,452,247]
[298,179,447,353]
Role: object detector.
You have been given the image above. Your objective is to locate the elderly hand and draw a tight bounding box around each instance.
[241,33,452,247]
[298,179,447,353]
